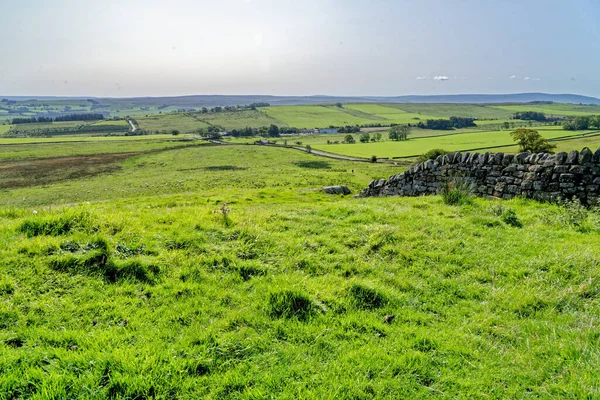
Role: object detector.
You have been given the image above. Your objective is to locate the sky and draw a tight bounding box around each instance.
[0,0,599,98]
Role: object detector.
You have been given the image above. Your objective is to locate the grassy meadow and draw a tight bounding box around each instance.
[1,137,600,398]
[1,102,600,398]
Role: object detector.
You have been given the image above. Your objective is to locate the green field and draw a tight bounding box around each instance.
[0,135,599,397]
[492,104,600,117]
[0,125,10,135]
[343,104,439,124]
[264,105,380,128]
[197,110,286,130]
[136,114,210,133]
[0,138,200,161]
[388,103,516,119]
[310,127,600,158]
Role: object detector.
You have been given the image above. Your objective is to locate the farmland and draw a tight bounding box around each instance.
[1,134,599,397]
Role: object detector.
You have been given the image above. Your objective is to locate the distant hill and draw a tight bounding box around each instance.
[2,93,599,107]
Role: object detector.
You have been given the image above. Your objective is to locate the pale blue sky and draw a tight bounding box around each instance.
[0,0,598,97]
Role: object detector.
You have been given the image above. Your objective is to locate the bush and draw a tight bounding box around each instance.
[501,209,522,228]
[418,148,450,163]
[348,284,387,309]
[370,155,377,163]
[267,290,314,321]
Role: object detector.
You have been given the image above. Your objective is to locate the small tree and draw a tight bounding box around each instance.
[343,135,356,144]
[359,132,370,143]
[373,132,383,142]
[268,124,280,137]
[510,128,556,153]
[305,144,312,153]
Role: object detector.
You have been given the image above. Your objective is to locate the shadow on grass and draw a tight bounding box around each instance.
[293,161,331,169]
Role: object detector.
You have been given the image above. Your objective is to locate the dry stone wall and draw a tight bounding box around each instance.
[360,147,600,204]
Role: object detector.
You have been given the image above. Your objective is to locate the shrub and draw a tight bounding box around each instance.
[348,284,387,309]
[418,148,450,163]
[267,290,314,321]
[370,155,377,163]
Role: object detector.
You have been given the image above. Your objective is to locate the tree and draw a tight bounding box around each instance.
[510,128,556,153]
[373,132,383,142]
[502,122,510,130]
[268,124,280,137]
[389,125,410,141]
[343,134,355,144]
[359,132,370,143]
[335,103,343,108]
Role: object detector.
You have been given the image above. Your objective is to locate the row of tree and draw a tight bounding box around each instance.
[11,113,104,124]
[416,117,476,130]
[563,115,600,131]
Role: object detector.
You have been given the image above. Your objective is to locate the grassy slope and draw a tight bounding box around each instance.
[197,110,286,130]
[0,139,201,161]
[0,125,10,135]
[343,104,439,123]
[264,105,378,128]
[491,104,600,117]
[0,142,599,398]
[389,103,515,119]
[136,114,210,133]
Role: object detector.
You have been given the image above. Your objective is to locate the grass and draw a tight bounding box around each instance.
[1,109,599,397]
[343,104,439,124]
[0,138,201,161]
[0,188,599,397]
[389,103,516,119]
[264,105,379,128]
[0,125,10,135]
[491,104,600,117]
[136,114,210,133]
[197,110,286,130]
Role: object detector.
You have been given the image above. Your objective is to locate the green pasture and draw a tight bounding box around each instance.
[343,104,438,124]
[389,103,514,119]
[0,139,599,397]
[197,110,285,130]
[264,105,379,128]
[492,104,600,117]
[0,138,201,161]
[312,127,597,158]
[135,114,210,133]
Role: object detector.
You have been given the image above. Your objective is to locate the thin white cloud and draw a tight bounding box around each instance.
[433,76,449,81]
[532,77,541,81]
[416,76,428,80]
[523,77,531,80]
[509,75,517,79]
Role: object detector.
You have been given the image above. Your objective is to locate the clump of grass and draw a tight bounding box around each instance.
[418,148,450,163]
[441,177,474,206]
[347,283,388,309]
[267,290,315,321]
[0,280,15,296]
[48,237,160,283]
[501,209,522,228]
[17,211,96,237]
